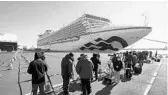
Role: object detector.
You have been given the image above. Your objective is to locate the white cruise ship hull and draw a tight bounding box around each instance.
[38,26,152,53]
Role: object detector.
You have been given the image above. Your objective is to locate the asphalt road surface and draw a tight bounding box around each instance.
[49,58,167,95]
[0,52,167,95]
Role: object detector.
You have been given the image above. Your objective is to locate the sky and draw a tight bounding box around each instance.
[0,1,167,48]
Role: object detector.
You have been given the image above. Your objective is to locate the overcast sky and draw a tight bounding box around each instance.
[0,1,167,48]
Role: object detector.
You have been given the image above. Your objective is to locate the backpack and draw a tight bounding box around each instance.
[113,60,123,72]
[126,68,132,79]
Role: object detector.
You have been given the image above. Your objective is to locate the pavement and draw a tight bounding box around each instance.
[49,58,167,95]
[0,52,167,95]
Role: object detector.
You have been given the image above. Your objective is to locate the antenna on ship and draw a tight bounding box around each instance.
[142,13,148,26]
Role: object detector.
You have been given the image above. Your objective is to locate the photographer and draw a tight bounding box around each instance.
[27,51,48,95]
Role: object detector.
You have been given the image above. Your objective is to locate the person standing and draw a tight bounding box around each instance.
[90,53,101,80]
[132,52,137,71]
[155,51,158,58]
[76,54,93,95]
[0,66,2,78]
[0,73,2,78]
[27,51,48,95]
[112,54,123,84]
[61,53,74,95]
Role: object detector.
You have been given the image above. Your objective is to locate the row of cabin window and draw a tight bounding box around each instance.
[82,20,109,29]
[85,14,110,22]
[38,20,88,44]
[38,27,86,46]
[49,22,83,39]
[38,22,105,46]
[49,23,86,41]
[50,36,80,44]
[37,21,82,43]
[39,36,80,46]
[38,30,86,46]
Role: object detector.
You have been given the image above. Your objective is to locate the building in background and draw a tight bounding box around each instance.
[0,32,18,52]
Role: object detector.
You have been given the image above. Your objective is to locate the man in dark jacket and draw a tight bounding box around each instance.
[90,53,101,80]
[132,52,137,71]
[61,53,74,95]
[125,52,133,69]
[76,54,93,95]
[27,51,48,95]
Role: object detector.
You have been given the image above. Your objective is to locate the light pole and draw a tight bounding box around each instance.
[142,13,148,26]
[131,37,134,51]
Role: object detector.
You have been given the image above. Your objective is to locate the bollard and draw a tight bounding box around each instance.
[8,62,13,70]
[11,58,15,64]
[0,73,2,78]
[13,56,17,61]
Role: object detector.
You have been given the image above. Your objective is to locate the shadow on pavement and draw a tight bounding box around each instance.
[95,82,117,95]
[1,68,11,71]
[69,81,81,92]
[120,74,131,82]
[133,73,140,76]
[57,81,81,95]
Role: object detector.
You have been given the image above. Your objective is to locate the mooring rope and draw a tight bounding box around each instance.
[18,60,23,95]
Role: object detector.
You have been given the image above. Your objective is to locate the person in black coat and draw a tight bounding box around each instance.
[61,53,74,95]
[90,53,101,80]
[27,51,48,95]
[112,54,123,84]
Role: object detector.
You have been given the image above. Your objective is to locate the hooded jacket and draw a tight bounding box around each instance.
[90,56,101,70]
[76,57,93,79]
[61,54,73,78]
[27,59,48,84]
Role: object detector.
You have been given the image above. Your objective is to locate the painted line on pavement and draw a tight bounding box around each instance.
[153,72,157,77]
[143,61,162,95]
[144,84,152,95]
[149,77,155,84]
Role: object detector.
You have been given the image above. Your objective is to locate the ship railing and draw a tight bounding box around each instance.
[50,36,80,44]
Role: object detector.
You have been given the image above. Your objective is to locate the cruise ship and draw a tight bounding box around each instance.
[37,14,152,53]
[0,33,18,52]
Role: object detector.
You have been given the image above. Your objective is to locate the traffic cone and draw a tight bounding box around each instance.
[0,73,2,78]
[8,62,13,70]
[11,58,14,64]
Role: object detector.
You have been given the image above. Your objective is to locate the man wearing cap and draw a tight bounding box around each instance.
[27,51,48,95]
[61,52,74,95]
[76,54,93,95]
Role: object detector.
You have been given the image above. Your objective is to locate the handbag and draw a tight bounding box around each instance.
[98,65,102,74]
[45,81,51,92]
